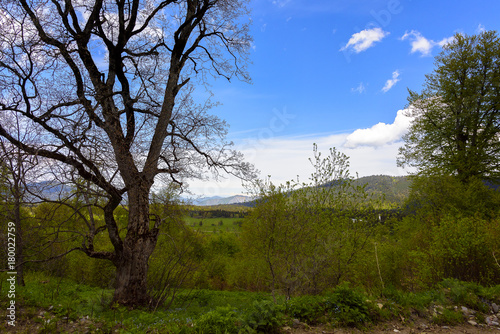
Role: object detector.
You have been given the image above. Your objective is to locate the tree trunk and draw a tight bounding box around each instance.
[112,181,159,307]
[113,238,156,306]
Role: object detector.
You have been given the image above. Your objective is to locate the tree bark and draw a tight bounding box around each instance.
[112,180,159,306]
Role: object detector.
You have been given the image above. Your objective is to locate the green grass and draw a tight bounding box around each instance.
[4,271,500,333]
[184,216,245,233]
[1,271,275,333]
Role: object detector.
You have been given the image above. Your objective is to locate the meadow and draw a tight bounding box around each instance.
[2,270,500,333]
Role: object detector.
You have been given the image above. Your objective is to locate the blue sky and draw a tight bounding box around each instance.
[188,0,500,197]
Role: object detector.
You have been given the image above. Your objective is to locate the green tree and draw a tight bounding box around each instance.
[398,31,500,183]
[241,145,377,298]
[391,175,500,287]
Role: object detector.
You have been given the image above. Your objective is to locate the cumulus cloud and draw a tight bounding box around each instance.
[401,30,454,56]
[187,110,415,196]
[340,27,389,53]
[382,70,400,92]
[351,82,366,94]
[187,130,411,197]
[344,109,413,148]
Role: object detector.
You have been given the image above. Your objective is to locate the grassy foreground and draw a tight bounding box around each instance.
[2,271,500,333]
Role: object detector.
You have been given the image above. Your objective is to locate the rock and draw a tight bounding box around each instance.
[292,319,307,329]
[434,305,444,315]
[468,320,477,326]
[418,323,429,330]
[461,306,469,315]
[492,303,499,314]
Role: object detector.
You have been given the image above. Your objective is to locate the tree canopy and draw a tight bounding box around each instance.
[398,30,500,183]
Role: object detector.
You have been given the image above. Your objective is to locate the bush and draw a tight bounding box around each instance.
[285,284,372,327]
[243,300,283,333]
[432,308,465,326]
[439,279,489,312]
[285,295,325,324]
[195,306,242,334]
[324,284,371,327]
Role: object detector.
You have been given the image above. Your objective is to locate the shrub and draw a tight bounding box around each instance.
[243,300,283,333]
[439,279,489,312]
[285,295,325,324]
[432,308,465,325]
[324,284,371,327]
[195,306,241,334]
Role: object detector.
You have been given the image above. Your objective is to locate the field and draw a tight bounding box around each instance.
[184,216,245,233]
[183,205,250,233]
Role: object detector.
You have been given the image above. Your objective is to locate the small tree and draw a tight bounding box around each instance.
[398,31,500,183]
[242,145,377,298]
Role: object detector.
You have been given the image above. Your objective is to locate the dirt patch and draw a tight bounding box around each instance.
[286,320,500,334]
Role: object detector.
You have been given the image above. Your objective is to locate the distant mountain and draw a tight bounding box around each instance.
[186,195,252,206]
[187,175,411,207]
[313,175,411,205]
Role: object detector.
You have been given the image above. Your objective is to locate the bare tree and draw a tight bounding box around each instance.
[0,0,254,307]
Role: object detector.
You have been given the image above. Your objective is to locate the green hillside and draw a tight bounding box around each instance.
[354,175,412,204]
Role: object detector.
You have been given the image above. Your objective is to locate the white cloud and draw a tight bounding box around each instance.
[340,27,389,53]
[382,70,400,93]
[401,30,433,56]
[187,110,415,196]
[401,30,454,56]
[351,82,366,94]
[476,24,486,33]
[272,0,291,7]
[437,36,455,47]
[344,109,413,148]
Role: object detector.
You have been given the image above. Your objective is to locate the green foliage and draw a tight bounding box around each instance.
[241,145,379,297]
[354,175,411,206]
[398,30,500,182]
[385,175,500,289]
[381,285,439,310]
[439,279,490,312]
[284,284,371,327]
[324,284,371,327]
[431,214,498,284]
[242,300,284,334]
[148,188,206,308]
[432,308,465,326]
[7,270,500,333]
[195,306,242,334]
[285,295,326,324]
